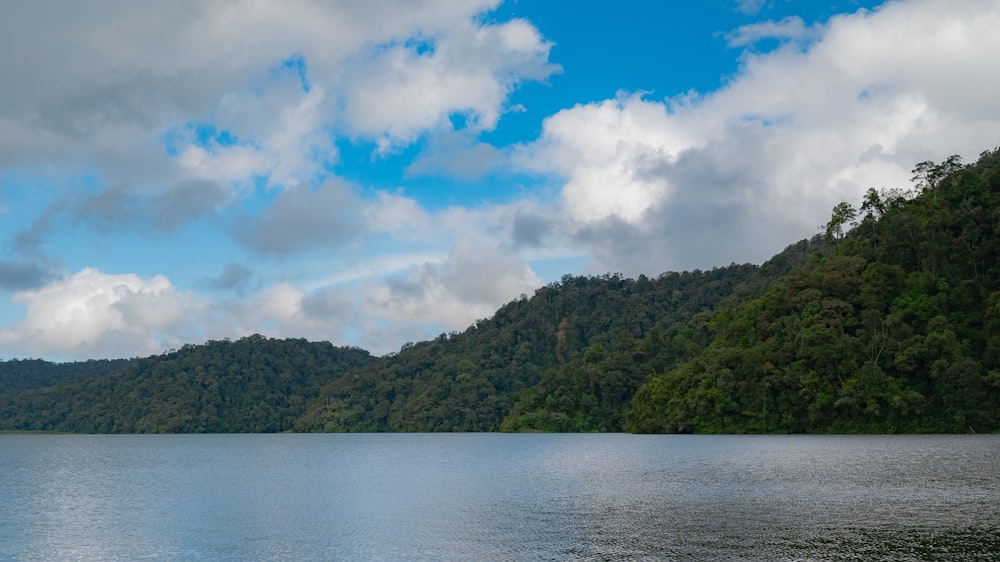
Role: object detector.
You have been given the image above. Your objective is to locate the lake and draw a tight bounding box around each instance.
[0,433,997,561]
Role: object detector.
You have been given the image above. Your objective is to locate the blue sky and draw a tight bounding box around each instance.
[1,0,998,360]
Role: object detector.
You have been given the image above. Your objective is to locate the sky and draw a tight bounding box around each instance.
[1,0,998,361]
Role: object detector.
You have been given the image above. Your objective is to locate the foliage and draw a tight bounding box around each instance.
[0,358,134,393]
[295,257,808,432]
[627,148,1000,434]
[0,336,374,433]
[503,330,670,432]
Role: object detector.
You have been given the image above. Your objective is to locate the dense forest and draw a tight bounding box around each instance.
[627,149,1000,433]
[1,148,998,433]
[0,336,374,433]
[0,357,134,394]
[294,252,809,432]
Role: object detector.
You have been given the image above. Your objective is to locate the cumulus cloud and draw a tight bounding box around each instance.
[0,269,201,359]
[0,268,360,359]
[0,0,561,283]
[517,93,694,226]
[150,180,235,229]
[0,0,498,140]
[520,0,1000,275]
[0,0,565,359]
[5,179,234,265]
[174,85,335,189]
[0,0,547,199]
[340,17,559,151]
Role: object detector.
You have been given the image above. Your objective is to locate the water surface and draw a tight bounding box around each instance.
[1,433,997,560]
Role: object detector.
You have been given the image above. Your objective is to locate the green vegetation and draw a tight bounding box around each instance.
[0,358,134,393]
[294,258,806,432]
[0,336,374,433]
[2,148,998,433]
[627,149,1000,433]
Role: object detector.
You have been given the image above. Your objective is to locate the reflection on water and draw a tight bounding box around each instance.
[0,434,997,561]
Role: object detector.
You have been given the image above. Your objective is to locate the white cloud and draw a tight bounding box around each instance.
[518,93,695,226]
[176,143,269,187]
[0,258,534,359]
[0,0,544,188]
[175,83,336,189]
[0,267,379,359]
[520,0,1000,275]
[0,269,201,359]
[340,18,559,151]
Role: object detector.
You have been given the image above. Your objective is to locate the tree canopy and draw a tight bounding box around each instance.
[627,149,1000,433]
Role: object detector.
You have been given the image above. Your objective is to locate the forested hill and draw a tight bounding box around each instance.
[2,149,998,434]
[294,247,811,432]
[0,336,374,433]
[628,148,1000,433]
[0,358,134,394]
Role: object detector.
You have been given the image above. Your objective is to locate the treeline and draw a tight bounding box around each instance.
[0,358,134,393]
[0,336,374,433]
[1,148,998,434]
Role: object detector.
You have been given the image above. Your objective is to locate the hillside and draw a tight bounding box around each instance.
[0,358,135,393]
[0,336,374,433]
[627,149,1000,433]
[294,255,809,432]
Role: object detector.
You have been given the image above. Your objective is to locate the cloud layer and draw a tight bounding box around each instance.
[522,0,1000,273]
[1,0,998,359]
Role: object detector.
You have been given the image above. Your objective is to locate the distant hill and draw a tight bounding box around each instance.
[294,251,810,432]
[0,336,374,433]
[2,148,997,434]
[1,357,134,393]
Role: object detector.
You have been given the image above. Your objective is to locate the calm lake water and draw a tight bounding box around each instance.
[0,433,997,561]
